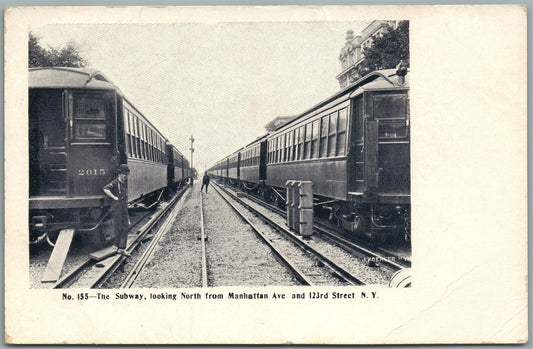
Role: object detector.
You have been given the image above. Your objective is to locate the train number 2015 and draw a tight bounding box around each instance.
[78,168,106,176]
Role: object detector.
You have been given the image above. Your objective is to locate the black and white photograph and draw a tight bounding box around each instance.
[28,19,411,289]
[5,5,527,344]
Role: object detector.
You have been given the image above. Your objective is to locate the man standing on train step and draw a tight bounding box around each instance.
[103,164,131,257]
[201,173,210,193]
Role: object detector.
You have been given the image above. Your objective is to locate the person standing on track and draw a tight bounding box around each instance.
[201,173,210,193]
[103,164,131,257]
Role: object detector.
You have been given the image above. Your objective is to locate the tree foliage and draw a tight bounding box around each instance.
[358,21,409,75]
[29,32,88,68]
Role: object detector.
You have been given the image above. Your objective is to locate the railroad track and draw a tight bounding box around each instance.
[52,186,189,289]
[219,182,411,271]
[212,182,367,286]
[200,191,208,287]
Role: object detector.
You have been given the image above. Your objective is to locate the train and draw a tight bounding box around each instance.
[207,66,410,242]
[29,67,193,245]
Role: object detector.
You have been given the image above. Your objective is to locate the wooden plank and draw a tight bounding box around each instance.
[41,228,75,283]
[89,245,118,261]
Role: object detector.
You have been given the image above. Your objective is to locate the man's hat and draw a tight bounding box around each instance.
[118,164,130,175]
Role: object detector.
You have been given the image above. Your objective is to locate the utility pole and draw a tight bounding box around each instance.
[189,134,195,185]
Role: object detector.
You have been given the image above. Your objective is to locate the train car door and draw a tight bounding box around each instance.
[259,140,267,181]
[369,91,410,195]
[29,89,67,196]
[364,119,379,191]
[65,90,117,197]
[225,158,229,177]
[350,96,365,194]
[237,152,241,179]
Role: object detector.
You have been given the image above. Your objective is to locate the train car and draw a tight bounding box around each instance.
[29,67,189,245]
[208,158,225,180]
[166,143,191,188]
[267,67,410,239]
[212,66,410,241]
[122,98,168,202]
[239,135,268,191]
[266,66,410,241]
[226,150,241,184]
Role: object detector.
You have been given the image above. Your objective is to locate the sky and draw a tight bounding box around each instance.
[30,20,370,172]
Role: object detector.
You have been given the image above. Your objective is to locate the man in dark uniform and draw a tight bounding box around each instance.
[103,164,131,257]
[201,173,210,193]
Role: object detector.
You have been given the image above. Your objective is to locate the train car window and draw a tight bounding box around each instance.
[145,127,150,161]
[336,108,348,156]
[74,123,107,140]
[304,124,312,159]
[276,136,281,163]
[151,131,155,161]
[134,118,140,159]
[282,134,287,162]
[129,113,136,158]
[378,120,407,139]
[142,125,147,160]
[72,95,108,141]
[297,126,303,160]
[373,95,407,119]
[266,141,270,164]
[320,116,329,158]
[125,132,132,157]
[281,135,286,162]
[338,108,347,131]
[73,96,106,120]
[147,129,151,161]
[152,132,156,161]
[272,139,276,163]
[286,133,291,162]
[272,139,275,163]
[139,122,144,160]
[270,139,274,164]
[156,137,161,163]
[268,140,272,164]
[132,115,138,136]
[142,124,147,160]
[125,110,132,157]
[311,119,319,159]
[269,140,272,164]
[283,132,291,161]
[328,111,338,157]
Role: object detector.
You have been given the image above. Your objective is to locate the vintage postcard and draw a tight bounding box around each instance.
[4,5,527,344]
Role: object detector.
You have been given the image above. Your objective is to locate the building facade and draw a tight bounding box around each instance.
[337,20,399,89]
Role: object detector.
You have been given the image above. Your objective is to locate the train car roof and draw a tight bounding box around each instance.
[272,68,409,134]
[29,67,123,95]
[243,133,268,148]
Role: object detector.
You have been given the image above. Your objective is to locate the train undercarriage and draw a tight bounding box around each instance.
[29,186,175,247]
[222,178,410,244]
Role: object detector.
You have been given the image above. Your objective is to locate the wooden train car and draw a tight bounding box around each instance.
[207,66,410,241]
[29,67,191,244]
[166,143,190,188]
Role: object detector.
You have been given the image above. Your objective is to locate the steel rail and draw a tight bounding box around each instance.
[213,183,365,286]
[51,206,160,289]
[53,186,188,289]
[120,192,184,288]
[200,192,208,288]
[212,185,314,286]
[230,183,411,270]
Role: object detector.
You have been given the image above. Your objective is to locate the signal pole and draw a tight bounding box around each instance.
[189,134,195,185]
